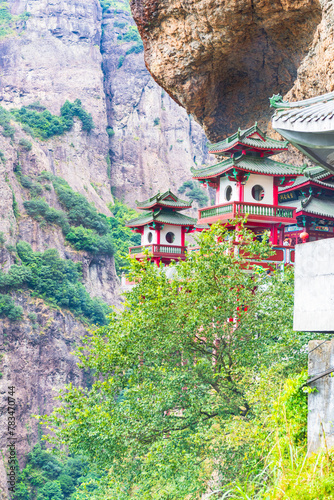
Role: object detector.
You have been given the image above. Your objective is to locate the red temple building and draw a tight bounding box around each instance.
[126,190,196,266]
[126,123,334,273]
[191,124,303,246]
[191,123,334,254]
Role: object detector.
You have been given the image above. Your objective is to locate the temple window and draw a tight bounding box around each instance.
[225,185,232,201]
[166,232,175,244]
[252,185,265,201]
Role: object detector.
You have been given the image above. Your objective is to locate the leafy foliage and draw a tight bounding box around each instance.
[13,444,97,500]
[43,224,315,497]
[0,293,23,320]
[52,178,108,235]
[0,106,15,138]
[0,242,109,325]
[107,198,141,274]
[0,2,29,38]
[19,138,33,151]
[11,99,94,139]
[178,180,209,207]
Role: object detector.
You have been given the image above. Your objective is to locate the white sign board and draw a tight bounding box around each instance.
[294,238,334,332]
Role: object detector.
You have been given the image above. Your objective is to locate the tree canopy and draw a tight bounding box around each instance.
[43,223,313,498]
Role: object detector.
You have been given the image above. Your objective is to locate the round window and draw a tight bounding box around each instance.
[147,231,153,243]
[166,232,175,244]
[225,185,232,201]
[251,185,265,201]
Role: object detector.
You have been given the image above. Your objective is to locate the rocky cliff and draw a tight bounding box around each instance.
[100,1,210,205]
[130,0,323,141]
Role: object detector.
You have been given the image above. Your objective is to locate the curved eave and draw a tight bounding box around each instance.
[296,209,334,221]
[208,141,288,154]
[192,165,301,181]
[137,202,192,210]
[280,180,334,194]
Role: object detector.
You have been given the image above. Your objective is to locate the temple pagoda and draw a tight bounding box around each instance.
[126,190,196,265]
[191,123,304,246]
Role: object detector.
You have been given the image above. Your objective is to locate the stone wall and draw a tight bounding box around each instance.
[308,339,334,452]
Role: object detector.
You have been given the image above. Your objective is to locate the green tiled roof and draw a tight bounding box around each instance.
[279,172,334,191]
[298,196,334,218]
[191,156,303,180]
[136,189,191,210]
[126,209,196,228]
[208,124,288,153]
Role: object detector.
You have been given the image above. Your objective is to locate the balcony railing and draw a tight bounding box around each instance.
[129,244,187,256]
[199,202,295,220]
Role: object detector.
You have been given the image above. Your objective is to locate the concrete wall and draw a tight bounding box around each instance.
[294,238,334,332]
[308,339,334,452]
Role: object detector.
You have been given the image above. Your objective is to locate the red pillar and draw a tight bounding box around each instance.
[216,181,220,204]
[156,228,160,245]
[181,227,185,247]
[237,179,244,202]
[273,181,278,206]
[270,225,278,245]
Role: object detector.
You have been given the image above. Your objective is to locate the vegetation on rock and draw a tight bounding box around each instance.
[178,180,209,207]
[13,444,99,500]
[0,293,23,321]
[21,172,139,272]
[11,100,94,139]
[0,2,30,39]
[0,242,109,325]
[42,223,319,498]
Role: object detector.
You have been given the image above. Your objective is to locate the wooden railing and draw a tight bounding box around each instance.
[129,244,186,255]
[199,202,295,220]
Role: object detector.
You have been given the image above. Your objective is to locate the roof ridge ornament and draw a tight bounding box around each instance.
[270,94,289,109]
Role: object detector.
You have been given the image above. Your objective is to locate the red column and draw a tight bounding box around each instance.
[216,181,220,205]
[181,227,185,247]
[270,225,278,245]
[156,228,160,245]
[237,179,244,202]
[273,181,278,206]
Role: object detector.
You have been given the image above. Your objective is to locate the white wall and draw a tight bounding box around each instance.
[143,225,157,245]
[243,174,273,205]
[160,224,182,246]
[219,176,237,204]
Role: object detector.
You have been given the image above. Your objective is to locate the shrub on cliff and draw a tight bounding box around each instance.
[66,226,114,256]
[0,242,109,325]
[0,294,23,321]
[11,99,94,139]
[13,445,93,500]
[53,179,108,235]
[178,180,209,207]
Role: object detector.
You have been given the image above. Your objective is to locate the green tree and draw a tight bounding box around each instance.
[43,223,311,498]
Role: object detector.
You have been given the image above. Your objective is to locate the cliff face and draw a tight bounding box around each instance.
[130,0,322,141]
[0,294,89,499]
[101,3,211,205]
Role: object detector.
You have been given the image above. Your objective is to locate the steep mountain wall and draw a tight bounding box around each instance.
[100,2,211,205]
